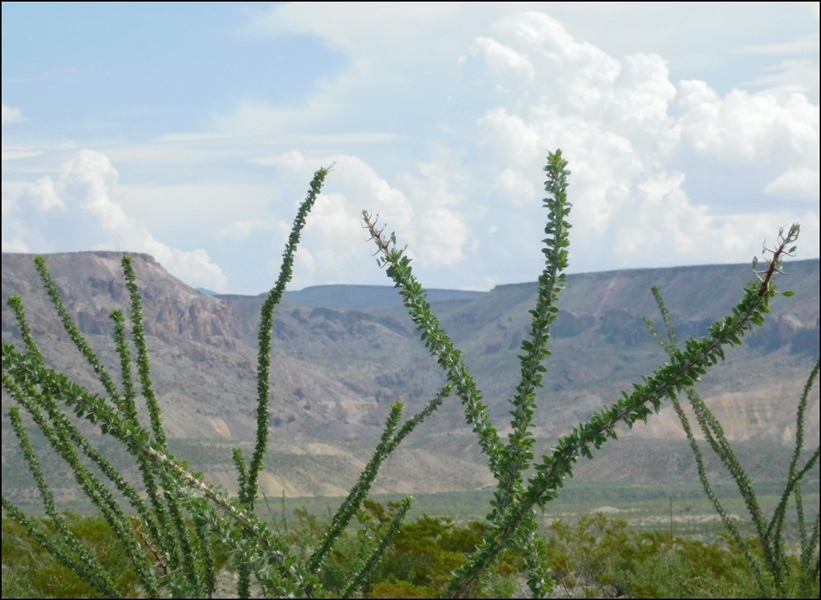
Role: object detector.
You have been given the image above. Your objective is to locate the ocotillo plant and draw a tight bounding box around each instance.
[1,150,806,598]
[644,266,819,599]
[362,151,807,598]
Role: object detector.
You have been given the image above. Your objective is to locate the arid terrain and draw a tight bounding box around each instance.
[2,251,818,502]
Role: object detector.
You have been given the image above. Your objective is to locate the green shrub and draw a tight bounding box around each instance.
[2,513,141,598]
[545,512,778,598]
[356,502,522,596]
[370,579,433,598]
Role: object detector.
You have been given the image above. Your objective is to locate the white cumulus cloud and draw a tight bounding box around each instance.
[2,5,817,292]
[2,150,229,291]
[765,168,820,200]
[676,83,818,164]
[464,37,535,82]
[253,148,474,283]
[1,104,23,125]
[462,10,819,272]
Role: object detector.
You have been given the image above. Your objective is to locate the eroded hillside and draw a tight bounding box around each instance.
[2,252,818,499]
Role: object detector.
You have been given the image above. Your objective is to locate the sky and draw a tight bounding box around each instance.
[2,3,819,295]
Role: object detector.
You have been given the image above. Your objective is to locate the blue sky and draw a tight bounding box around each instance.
[2,3,819,294]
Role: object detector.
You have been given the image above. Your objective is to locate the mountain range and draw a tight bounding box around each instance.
[2,251,818,501]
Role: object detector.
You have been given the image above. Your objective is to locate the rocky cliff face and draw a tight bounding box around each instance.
[1,252,385,445]
[2,251,818,499]
[2,252,243,347]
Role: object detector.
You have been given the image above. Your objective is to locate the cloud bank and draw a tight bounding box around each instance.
[2,6,818,293]
[2,150,228,291]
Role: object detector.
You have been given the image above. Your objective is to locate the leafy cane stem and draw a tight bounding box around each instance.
[241,164,332,510]
[306,383,451,574]
[363,212,505,475]
[235,162,331,598]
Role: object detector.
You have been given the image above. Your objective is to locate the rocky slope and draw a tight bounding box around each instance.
[2,252,818,499]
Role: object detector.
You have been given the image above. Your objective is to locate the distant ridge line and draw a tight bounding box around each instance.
[279,285,485,310]
[4,251,816,311]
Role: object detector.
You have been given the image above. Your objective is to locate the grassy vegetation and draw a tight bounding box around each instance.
[5,497,816,599]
